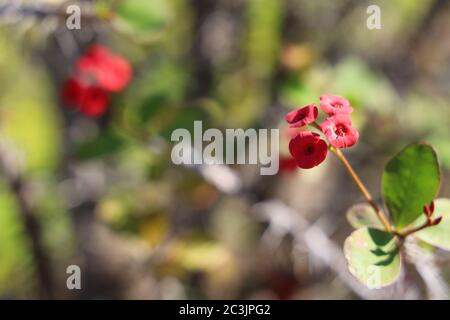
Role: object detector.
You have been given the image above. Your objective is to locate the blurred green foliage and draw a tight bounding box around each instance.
[0,31,61,174]
[0,184,34,296]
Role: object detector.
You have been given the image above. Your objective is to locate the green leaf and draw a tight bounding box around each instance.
[413,198,450,250]
[344,228,401,288]
[75,132,127,160]
[382,143,440,228]
[346,203,384,230]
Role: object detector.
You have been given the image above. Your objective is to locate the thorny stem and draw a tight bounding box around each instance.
[0,151,53,298]
[311,122,392,233]
[308,122,441,242]
[397,220,433,238]
[329,146,393,233]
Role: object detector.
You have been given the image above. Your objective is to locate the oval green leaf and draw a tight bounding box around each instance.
[382,143,440,228]
[344,228,401,288]
[346,203,384,230]
[413,198,450,250]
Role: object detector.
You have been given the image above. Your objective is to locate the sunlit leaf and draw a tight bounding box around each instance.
[344,228,401,288]
[413,198,450,251]
[346,203,384,230]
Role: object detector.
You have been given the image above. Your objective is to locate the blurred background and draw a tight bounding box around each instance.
[0,0,449,299]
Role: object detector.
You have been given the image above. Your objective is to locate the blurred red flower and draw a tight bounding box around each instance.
[61,77,109,117]
[61,44,132,117]
[279,156,299,173]
[78,85,110,117]
[61,78,84,107]
[76,45,132,92]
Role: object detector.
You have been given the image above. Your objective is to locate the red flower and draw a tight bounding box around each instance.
[289,132,328,169]
[61,44,133,118]
[61,78,84,106]
[285,104,318,128]
[79,86,110,117]
[84,44,110,60]
[61,77,109,117]
[320,94,353,115]
[320,115,359,148]
[76,45,132,92]
[279,156,299,173]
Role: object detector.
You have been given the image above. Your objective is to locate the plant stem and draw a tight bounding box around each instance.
[329,146,392,233]
[0,150,53,298]
[397,221,430,238]
[310,122,392,233]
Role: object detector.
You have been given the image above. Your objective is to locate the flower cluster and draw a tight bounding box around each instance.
[61,45,132,117]
[285,94,359,169]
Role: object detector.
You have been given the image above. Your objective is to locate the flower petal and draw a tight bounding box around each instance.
[320,94,353,115]
[285,104,318,128]
[289,132,328,169]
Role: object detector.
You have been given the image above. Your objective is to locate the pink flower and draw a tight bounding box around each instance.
[320,115,359,148]
[285,104,318,128]
[289,132,328,169]
[320,94,353,115]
